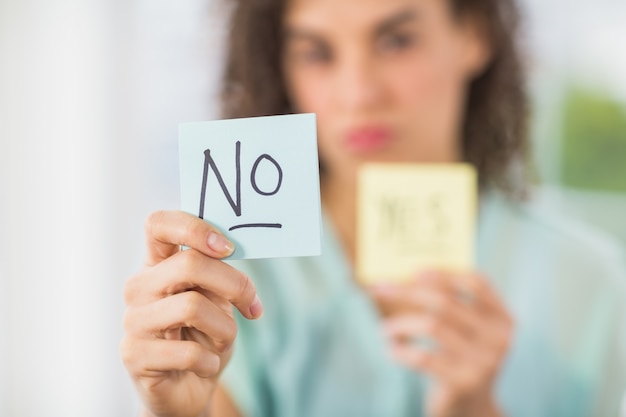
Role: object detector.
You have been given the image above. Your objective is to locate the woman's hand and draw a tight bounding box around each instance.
[120,211,263,417]
[370,271,513,417]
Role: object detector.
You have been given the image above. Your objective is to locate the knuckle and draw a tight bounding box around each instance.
[468,272,486,288]
[437,299,455,320]
[121,308,137,334]
[181,291,204,323]
[207,317,238,355]
[119,337,138,366]
[498,316,515,351]
[217,318,238,349]
[497,332,512,354]
[430,293,447,314]
[464,272,480,287]
[504,312,515,331]
[441,294,456,311]
[204,353,221,376]
[184,216,208,244]
[139,376,164,394]
[212,340,232,355]
[178,249,202,273]
[224,318,238,343]
[484,356,501,379]
[426,316,441,335]
[181,343,204,369]
[123,273,142,305]
[235,271,255,301]
[145,210,167,236]
[457,379,474,399]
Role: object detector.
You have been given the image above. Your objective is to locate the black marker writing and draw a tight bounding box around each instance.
[198,140,284,230]
[199,141,241,219]
[378,196,415,240]
[423,193,447,234]
[251,154,283,196]
[377,193,449,243]
[229,223,283,231]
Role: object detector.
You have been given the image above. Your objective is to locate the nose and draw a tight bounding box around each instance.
[334,49,385,112]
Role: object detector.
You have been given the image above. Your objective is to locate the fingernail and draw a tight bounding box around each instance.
[207,232,234,256]
[249,294,264,319]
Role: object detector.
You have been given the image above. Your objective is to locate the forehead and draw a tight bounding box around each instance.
[283,0,434,32]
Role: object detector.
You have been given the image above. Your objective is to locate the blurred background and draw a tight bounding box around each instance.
[0,0,624,415]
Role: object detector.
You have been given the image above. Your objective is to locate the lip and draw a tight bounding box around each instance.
[344,125,393,153]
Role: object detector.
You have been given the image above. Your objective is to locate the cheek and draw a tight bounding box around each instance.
[286,70,333,114]
[388,50,465,118]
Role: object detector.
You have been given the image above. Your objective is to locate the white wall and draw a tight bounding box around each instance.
[0,0,119,415]
[0,0,226,415]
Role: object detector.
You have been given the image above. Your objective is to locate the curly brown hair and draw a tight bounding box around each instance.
[220,0,530,197]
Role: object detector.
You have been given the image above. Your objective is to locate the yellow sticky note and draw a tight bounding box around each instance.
[356,163,477,284]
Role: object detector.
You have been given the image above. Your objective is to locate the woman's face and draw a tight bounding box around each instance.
[282,0,490,183]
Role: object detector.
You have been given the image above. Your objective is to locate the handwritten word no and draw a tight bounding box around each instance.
[198,140,284,231]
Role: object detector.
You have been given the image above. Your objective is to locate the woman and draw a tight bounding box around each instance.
[120,0,626,416]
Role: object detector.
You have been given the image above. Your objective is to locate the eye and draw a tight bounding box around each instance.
[285,41,333,66]
[378,31,416,53]
[299,46,332,64]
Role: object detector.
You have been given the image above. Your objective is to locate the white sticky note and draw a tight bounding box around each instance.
[179,113,322,259]
[357,163,477,284]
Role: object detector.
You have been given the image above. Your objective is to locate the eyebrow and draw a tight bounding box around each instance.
[283,25,325,45]
[283,7,419,43]
[373,8,419,37]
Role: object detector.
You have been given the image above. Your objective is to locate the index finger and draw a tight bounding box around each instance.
[144,210,234,267]
[418,271,509,318]
[368,271,477,315]
[457,272,510,317]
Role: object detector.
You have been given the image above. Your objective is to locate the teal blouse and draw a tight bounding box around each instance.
[222,191,626,417]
